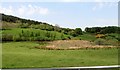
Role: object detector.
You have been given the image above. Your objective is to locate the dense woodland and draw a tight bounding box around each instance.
[1,13,120,43]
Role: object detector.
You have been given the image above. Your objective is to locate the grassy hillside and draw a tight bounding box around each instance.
[1,13,120,41]
[1,13,120,69]
[2,28,71,41]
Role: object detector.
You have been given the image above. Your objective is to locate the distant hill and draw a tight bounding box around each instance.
[1,13,49,25]
[1,13,120,35]
[1,13,56,30]
[1,13,81,37]
[1,13,120,42]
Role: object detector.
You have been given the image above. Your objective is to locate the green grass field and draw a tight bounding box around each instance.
[2,42,118,68]
[0,43,2,68]
[2,28,71,41]
[1,13,120,69]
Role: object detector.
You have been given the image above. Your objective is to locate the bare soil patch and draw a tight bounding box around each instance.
[36,40,118,50]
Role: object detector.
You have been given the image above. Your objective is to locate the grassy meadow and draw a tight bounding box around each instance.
[2,42,118,68]
[1,14,120,69]
[2,28,119,68]
[0,43,2,68]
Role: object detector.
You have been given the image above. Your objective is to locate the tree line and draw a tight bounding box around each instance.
[85,26,120,34]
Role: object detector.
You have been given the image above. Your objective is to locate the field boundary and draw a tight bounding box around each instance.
[1,65,120,70]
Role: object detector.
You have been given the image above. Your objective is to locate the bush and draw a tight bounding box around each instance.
[2,28,71,41]
[94,38,106,45]
[2,34,13,41]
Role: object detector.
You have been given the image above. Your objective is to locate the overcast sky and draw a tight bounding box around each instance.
[0,0,119,30]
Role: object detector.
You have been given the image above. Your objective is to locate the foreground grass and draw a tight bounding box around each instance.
[0,43,2,68]
[2,42,118,68]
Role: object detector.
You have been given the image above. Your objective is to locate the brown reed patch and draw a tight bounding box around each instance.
[35,40,118,50]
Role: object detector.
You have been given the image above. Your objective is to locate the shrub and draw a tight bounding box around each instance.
[14,35,22,41]
[2,34,13,41]
[94,38,106,45]
[95,34,105,38]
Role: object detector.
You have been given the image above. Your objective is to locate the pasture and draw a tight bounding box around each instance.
[2,41,118,68]
[1,13,120,69]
